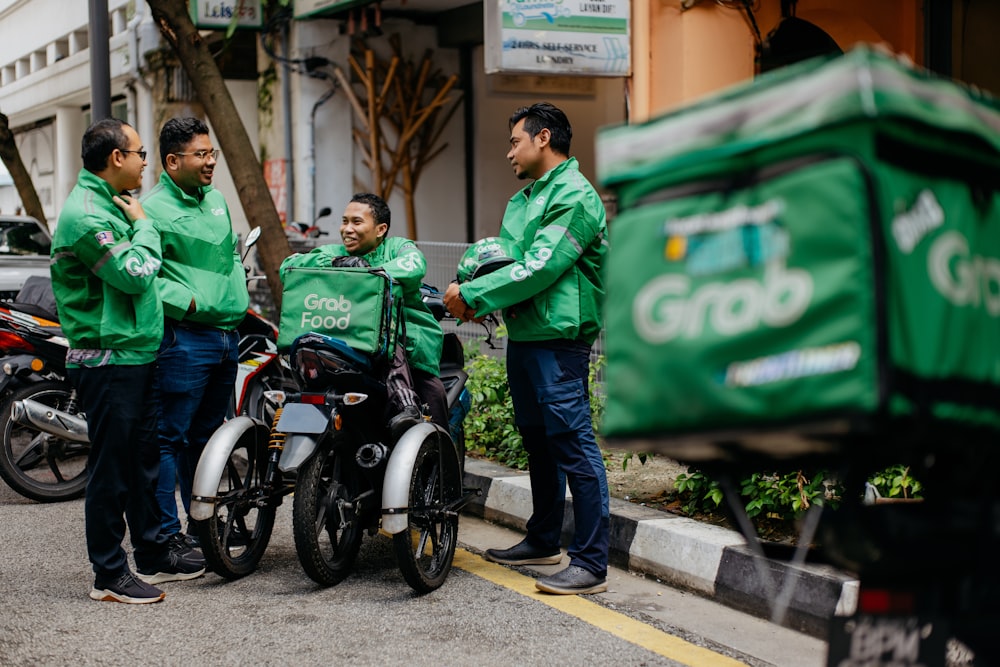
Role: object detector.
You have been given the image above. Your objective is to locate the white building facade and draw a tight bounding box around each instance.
[0,0,626,242]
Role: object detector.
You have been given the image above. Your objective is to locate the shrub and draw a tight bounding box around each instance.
[674,464,921,532]
[462,339,607,471]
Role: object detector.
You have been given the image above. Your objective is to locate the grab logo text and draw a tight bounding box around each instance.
[929,231,1000,316]
[632,264,814,343]
[299,293,352,330]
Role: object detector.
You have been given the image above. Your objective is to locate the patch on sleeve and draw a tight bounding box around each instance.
[94,231,115,246]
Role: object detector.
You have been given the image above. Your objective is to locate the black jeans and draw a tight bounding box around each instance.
[68,364,167,578]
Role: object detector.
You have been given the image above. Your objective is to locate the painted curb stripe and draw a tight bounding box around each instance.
[452,548,749,667]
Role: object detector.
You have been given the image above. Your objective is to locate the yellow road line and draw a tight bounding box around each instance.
[452,548,748,667]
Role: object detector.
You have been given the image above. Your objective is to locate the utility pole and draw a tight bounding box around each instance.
[89,0,111,120]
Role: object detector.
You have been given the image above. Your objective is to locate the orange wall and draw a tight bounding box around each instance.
[633,0,922,121]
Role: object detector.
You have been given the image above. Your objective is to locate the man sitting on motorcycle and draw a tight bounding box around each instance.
[279,193,447,439]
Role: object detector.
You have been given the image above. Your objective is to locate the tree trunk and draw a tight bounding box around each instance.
[0,111,48,229]
[146,0,291,311]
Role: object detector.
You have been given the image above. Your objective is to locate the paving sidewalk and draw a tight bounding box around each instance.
[461,457,859,639]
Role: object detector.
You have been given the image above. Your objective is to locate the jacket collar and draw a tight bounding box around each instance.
[79,168,125,202]
[157,170,211,204]
[519,157,578,200]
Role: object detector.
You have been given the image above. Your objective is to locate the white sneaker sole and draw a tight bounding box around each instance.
[89,587,165,604]
[136,567,206,585]
[484,552,562,566]
[535,579,608,595]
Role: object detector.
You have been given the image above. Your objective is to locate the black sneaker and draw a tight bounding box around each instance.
[184,522,201,549]
[535,565,608,595]
[137,547,206,585]
[90,570,165,604]
[166,531,200,558]
[483,539,562,566]
[388,405,424,441]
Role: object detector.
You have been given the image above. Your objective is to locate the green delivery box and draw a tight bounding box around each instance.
[277,266,402,355]
[596,46,1000,460]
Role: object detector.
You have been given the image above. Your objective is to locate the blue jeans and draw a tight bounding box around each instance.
[506,340,610,577]
[155,324,238,536]
[68,364,168,578]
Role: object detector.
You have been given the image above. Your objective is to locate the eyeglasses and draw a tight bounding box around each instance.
[121,149,147,161]
[174,149,220,161]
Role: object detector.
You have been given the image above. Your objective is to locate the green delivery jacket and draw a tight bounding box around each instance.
[141,172,249,330]
[280,236,444,376]
[460,158,608,345]
[50,169,164,361]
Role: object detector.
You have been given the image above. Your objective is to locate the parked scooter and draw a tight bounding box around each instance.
[0,228,295,503]
[188,270,476,593]
[0,278,86,502]
[284,206,332,240]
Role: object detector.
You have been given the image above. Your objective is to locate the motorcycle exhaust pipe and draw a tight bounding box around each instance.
[355,442,388,469]
[11,398,90,443]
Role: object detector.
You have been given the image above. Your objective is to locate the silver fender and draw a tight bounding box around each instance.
[381,421,443,534]
[278,434,318,473]
[190,416,270,522]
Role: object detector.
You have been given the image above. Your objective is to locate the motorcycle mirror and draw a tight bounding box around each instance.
[315,206,332,223]
[245,226,262,248]
[242,227,262,265]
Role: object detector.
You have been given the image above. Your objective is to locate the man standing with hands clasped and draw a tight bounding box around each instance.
[51,118,205,604]
[444,102,610,595]
[142,117,249,555]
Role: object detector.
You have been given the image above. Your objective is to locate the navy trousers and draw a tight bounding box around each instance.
[68,364,167,578]
[506,340,610,577]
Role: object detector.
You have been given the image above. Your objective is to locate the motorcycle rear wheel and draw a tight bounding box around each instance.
[392,430,462,593]
[0,381,88,503]
[292,442,365,586]
[195,425,276,579]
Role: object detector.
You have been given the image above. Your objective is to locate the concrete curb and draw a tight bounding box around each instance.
[461,458,858,638]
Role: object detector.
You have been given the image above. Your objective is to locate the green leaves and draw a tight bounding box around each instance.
[462,343,606,471]
[674,464,923,535]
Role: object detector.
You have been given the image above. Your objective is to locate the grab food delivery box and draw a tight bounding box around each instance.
[277,266,402,356]
[596,47,1000,461]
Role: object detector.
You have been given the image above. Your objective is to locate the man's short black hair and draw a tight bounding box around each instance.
[81,118,130,173]
[509,102,572,156]
[158,117,211,166]
[350,192,391,231]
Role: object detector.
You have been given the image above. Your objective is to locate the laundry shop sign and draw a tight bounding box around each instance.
[189,0,263,29]
[484,0,631,76]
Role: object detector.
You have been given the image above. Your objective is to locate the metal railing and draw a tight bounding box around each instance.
[247,239,605,374]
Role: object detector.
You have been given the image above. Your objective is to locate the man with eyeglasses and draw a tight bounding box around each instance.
[142,117,249,558]
[51,118,205,604]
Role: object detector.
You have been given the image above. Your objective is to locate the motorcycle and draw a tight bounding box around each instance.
[188,269,476,593]
[0,279,86,502]
[0,228,294,503]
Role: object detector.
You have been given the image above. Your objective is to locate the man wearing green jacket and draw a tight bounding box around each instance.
[142,117,249,552]
[52,118,204,604]
[281,193,447,432]
[444,103,610,595]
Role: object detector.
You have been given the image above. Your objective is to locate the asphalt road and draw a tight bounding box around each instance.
[0,480,825,667]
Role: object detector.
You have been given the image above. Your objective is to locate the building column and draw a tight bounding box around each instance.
[631,0,757,122]
[54,106,86,224]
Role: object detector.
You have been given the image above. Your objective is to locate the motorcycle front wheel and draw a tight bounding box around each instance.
[392,431,463,593]
[195,423,276,579]
[292,442,365,586]
[0,381,89,503]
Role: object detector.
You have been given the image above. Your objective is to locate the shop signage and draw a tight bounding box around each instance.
[294,0,372,19]
[485,0,630,76]
[189,0,263,29]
